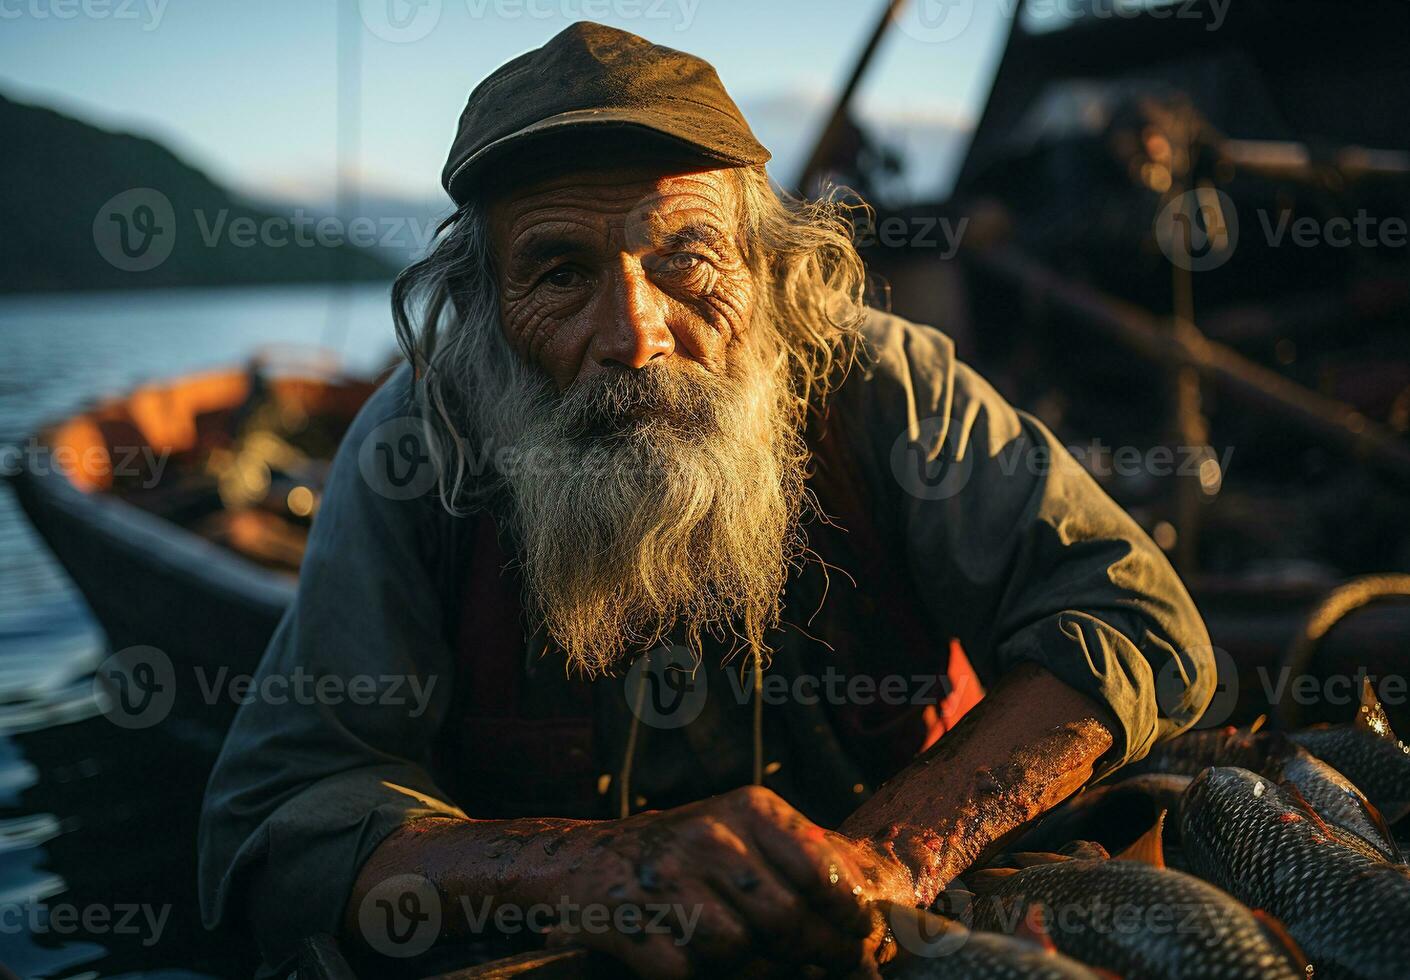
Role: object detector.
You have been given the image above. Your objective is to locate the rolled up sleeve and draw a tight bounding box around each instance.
[197,367,466,967]
[849,312,1215,772]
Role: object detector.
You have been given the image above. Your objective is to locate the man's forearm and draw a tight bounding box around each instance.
[343,814,590,946]
[343,665,1116,950]
[839,662,1116,906]
[343,787,908,974]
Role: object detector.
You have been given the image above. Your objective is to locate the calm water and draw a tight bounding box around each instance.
[0,283,399,978]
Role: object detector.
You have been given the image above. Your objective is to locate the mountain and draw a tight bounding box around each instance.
[0,93,399,293]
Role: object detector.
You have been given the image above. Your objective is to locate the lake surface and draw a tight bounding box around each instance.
[0,283,399,978]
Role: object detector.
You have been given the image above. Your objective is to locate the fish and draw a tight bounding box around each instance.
[960,814,1306,979]
[1180,766,1410,980]
[997,840,1113,868]
[1015,774,1193,859]
[880,903,1103,979]
[1119,722,1286,779]
[1291,678,1410,825]
[1117,719,1402,862]
[1276,747,1403,863]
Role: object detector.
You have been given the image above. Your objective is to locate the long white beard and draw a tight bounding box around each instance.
[484,333,808,675]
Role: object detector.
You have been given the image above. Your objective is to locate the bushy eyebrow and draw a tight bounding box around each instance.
[659,222,729,253]
[505,219,733,279]
[506,235,587,279]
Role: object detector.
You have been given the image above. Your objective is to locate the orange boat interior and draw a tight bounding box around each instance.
[42,365,380,572]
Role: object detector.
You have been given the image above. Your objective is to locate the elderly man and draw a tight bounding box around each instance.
[199,21,1213,978]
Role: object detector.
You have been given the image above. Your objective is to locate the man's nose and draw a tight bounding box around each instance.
[589,260,674,370]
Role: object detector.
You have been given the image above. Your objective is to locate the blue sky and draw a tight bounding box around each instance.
[1,0,1011,203]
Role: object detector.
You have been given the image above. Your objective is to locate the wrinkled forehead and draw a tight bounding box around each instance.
[486,163,744,263]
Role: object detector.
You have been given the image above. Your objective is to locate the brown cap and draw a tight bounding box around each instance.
[441,21,770,205]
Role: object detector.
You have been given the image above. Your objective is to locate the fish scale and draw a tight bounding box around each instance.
[1119,726,1403,862]
[965,856,1304,979]
[1180,766,1410,980]
[884,920,1102,979]
[1292,722,1410,825]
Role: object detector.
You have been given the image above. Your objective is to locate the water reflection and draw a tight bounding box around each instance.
[0,283,396,978]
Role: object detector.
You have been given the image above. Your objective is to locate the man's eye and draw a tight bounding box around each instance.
[542,267,583,289]
[661,253,703,273]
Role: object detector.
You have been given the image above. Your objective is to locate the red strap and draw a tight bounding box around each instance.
[457,510,525,717]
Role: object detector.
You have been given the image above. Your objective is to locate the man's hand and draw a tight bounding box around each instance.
[540,785,911,977]
[342,784,913,975]
[345,786,913,978]
[346,668,1114,976]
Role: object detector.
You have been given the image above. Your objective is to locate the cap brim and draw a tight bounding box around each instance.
[444,108,770,204]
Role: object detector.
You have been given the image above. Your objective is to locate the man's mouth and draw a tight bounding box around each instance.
[563,368,721,441]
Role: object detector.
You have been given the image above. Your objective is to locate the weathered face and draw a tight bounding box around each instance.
[487,166,757,390]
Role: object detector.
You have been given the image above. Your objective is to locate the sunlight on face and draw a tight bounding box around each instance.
[488,166,757,390]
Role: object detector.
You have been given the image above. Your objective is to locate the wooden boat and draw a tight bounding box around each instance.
[7,358,382,739]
